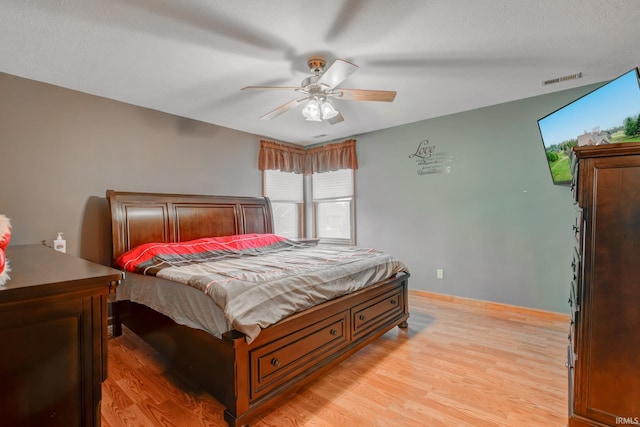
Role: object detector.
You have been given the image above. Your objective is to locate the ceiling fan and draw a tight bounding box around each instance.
[241,56,396,124]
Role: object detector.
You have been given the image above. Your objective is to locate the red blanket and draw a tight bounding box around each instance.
[115,233,293,275]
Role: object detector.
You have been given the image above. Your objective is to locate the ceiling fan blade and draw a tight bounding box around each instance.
[121,1,293,60]
[328,112,344,125]
[335,89,396,102]
[241,86,300,92]
[317,59,359,90]
[259,97,306,120]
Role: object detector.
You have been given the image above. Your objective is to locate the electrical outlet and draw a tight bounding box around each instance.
[436,269,444,279]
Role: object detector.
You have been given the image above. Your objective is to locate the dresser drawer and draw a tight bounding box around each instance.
[250,311,349,400]
[351,286,405,339]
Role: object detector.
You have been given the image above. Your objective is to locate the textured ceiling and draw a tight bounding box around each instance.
[2,0,639,145]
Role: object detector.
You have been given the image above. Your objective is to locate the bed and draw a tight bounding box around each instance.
[106,189,410,426]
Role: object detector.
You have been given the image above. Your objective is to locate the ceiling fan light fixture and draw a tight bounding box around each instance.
[244,57,391,124]
[321,100,339,119]
[301,96,339,122]
[301,97,322,121]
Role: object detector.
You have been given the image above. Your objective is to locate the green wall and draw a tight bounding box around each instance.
[355,83,601,313]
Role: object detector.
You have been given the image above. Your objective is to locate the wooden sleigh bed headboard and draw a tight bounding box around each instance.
[106,190,273,261]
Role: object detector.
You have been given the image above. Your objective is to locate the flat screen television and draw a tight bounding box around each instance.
[538,67,640,185]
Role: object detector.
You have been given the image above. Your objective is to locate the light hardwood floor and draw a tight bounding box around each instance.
[102,291,569,427]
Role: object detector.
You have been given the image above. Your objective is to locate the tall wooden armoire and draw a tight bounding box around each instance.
[569,142,640,426]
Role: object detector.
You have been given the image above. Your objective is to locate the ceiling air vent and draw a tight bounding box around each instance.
[542,72,583,86]
[313,134,328,139]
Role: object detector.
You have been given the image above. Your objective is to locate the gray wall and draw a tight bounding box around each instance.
[0,73,261,265]
[355,83,600,313]
[0,71,598,313]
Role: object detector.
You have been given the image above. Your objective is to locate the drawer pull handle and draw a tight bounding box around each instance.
[330,328,338,336]
[390,299,397,305]
[359,314,366,321]
[271,358,280,367]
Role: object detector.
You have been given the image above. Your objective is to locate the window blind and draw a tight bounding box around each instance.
[264,170,303,202]
[312,169,353,199]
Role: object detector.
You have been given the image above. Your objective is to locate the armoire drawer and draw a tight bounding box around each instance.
[249,311,349,400]
[573,209,583,246]
[352,286,405,339]
[570,247,581,309]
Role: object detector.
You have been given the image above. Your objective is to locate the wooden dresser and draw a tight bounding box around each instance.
[0,244,122,427]
[569,142,640,426]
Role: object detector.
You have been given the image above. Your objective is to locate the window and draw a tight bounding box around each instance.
[263,170,303,238]
[263,168,355,244]
[260,139,357,244]
[312,169,355,245]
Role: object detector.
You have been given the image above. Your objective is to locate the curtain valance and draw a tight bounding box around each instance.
[258,140,307,174]
[259,139,357,174]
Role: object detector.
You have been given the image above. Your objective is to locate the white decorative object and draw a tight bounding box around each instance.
[53,232,66,253]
